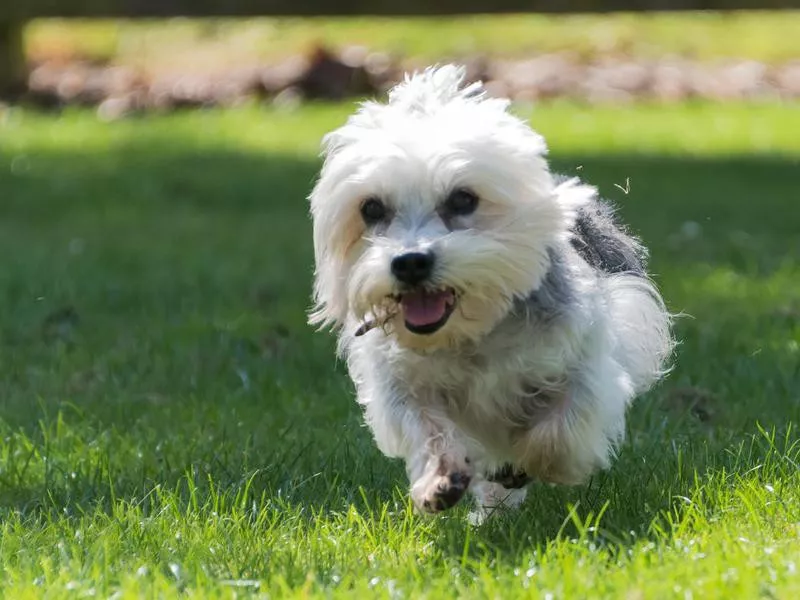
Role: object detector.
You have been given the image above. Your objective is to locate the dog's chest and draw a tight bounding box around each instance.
[403,337,567,421]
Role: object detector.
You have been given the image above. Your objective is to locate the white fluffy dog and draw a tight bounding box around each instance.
[309,65,673,522]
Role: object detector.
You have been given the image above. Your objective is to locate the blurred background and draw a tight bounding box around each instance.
[0,4,799,588]
[2,4,800,112]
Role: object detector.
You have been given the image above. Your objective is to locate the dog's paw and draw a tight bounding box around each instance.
[411,455,473,514]
[469,480,528,526]
[486,463,531,489]
[412,470,472,513]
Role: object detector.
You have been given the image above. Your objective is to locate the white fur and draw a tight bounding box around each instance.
[309,65,674,520]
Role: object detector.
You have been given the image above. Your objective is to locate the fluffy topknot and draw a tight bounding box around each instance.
[321,64,519,160]
[387,65,494,113]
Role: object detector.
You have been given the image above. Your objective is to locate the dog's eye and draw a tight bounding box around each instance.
[360,197,387,225]
[444,189,479,216]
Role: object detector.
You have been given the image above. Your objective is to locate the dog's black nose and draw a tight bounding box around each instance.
[391,252,434,285]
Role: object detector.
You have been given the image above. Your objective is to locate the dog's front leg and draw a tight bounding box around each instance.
[363,396,472,513]
[406,414,473,514]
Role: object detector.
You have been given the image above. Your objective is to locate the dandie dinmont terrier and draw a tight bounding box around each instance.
[308,65,673,522]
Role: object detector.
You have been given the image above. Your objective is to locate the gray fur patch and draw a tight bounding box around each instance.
[523,247,574,324]
[567,183,648,276]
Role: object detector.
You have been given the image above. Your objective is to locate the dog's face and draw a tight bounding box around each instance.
[310,66,569,349]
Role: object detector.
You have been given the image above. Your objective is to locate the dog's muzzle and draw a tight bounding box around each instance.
[388,251,457,335]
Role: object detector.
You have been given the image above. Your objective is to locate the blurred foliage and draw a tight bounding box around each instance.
[25,12,800,74]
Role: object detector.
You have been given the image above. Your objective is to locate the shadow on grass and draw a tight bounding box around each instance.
[0,139,798,555]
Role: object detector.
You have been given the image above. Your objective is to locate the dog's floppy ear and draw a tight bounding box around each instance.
[308,171,351,331]
[308,106,386,331]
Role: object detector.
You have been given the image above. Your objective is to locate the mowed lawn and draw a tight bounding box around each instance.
[0,102,799,597]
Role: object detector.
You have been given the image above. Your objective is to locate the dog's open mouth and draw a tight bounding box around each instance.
[400,287,456,335]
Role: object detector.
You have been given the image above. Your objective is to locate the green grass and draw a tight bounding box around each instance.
[1,101,799,597]
[26,11,800,72]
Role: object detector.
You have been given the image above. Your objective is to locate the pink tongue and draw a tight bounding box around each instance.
[401,290,451,327]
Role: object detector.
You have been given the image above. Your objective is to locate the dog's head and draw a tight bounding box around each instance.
[309,65,572,349]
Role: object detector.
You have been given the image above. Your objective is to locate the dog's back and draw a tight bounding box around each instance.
[555,177,672,393]
[568,190,648,277]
